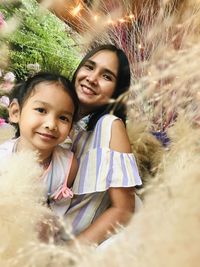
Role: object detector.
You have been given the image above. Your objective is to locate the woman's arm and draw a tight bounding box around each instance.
[76,187,135,245]
[76,119,135,245]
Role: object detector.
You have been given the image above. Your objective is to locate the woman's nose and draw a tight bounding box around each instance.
[86,71,98,84]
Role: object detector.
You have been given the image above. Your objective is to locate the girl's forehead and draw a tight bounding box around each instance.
[35,80,60,88]
[33,81,68,93]
[27,81,74,107]
[29,81,66,98]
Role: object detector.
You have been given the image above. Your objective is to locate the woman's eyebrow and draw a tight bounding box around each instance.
[85,59,117,79]
[104,68,117,79]
[85,59,95,65]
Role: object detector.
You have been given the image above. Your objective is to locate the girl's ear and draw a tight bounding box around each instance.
[9,99,21,123]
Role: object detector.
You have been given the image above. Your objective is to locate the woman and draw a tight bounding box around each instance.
[64,44,142,246]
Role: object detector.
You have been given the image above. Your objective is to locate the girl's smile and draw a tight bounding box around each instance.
[36,132,57,140]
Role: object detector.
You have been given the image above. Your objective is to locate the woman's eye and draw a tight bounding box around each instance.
[84,64,93,70]
[35,108,46,113]
[103,74,112,81]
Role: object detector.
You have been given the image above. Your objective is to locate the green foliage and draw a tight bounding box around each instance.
[0,106,8,120]
[0,0,81,81]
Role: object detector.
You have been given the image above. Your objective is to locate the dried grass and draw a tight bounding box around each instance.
[1,0,200,266]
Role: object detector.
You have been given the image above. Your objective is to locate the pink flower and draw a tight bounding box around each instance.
[0,13,6,28]
[0,118,6,126]
[0,81,14,92]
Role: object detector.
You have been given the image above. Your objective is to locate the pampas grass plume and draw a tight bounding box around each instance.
[0,124,15,144]
[0,150,49,265]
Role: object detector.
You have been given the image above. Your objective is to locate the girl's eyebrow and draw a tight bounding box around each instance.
[85,59,117,79]
[33,100,73,116]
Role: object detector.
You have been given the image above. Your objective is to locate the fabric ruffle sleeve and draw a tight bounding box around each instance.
[72,147,142,195]
[0,139,17,162]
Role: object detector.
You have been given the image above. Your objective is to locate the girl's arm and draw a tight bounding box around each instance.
[67,155,78,188]
[76,119,135,245]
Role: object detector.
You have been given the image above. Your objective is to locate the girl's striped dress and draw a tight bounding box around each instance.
[64,114,142,236]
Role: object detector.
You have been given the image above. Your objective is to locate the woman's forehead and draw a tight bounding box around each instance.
[88,50,119,74]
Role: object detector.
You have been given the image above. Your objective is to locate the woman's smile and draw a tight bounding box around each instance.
[75,50,118,111]
[80,84,98,95]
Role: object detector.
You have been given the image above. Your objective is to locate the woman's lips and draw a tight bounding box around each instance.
[81,84,97,95]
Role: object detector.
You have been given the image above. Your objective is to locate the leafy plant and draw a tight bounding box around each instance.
[0,0,81,81]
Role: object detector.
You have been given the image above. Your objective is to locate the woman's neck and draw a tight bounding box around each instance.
[78,105,93,120]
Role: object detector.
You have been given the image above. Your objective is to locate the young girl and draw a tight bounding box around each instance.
[0,72,79,216]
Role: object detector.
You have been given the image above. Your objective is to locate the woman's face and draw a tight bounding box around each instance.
[75,50,119,113]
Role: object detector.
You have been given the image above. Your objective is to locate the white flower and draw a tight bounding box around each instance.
[3,72,15,82]
[27,63,41,72]
[0,96,10,107]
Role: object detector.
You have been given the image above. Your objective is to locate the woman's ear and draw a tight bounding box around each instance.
[9,99,21,123]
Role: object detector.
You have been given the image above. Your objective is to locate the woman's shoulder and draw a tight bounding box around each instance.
[95,114,121,135]
[93,114,121,148]
[109,119,132,153]
[96,114,120,125]
[95,114,132,153]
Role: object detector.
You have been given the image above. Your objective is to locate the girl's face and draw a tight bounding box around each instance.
[75,50,119,114]
[9,82,74,160]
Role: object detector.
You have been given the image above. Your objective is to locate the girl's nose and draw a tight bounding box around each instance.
[44,117,57,131]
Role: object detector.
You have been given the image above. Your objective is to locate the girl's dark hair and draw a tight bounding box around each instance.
[10,72,79,137]
[72,44,131,130]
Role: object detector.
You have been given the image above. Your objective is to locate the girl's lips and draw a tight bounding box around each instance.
[37,132,56,140]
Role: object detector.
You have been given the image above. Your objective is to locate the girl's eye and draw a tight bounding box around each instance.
[35,107,46,113]
[59,115,71,122]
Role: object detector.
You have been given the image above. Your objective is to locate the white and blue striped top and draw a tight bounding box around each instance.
[64,114,142,236]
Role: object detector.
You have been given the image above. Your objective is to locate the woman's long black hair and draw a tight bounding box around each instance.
[72,44,131,130]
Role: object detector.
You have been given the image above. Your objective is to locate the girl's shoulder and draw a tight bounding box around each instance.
[0,139,16,151]
[0,139,16,162]
[53,145,74,160]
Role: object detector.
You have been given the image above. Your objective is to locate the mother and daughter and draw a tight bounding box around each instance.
[0,44,142,246]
